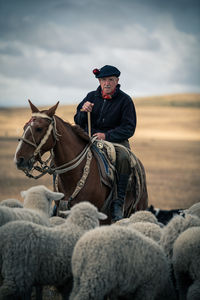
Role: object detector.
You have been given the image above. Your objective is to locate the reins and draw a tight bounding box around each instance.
[52,140,93,174]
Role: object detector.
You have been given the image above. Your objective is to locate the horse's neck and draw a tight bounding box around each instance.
[53,117,87,166]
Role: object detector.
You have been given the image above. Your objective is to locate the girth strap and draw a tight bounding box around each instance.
[57,148,93,211]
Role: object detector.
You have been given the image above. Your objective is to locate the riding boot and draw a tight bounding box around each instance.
[111,174,130,222]
[52,204,57,216]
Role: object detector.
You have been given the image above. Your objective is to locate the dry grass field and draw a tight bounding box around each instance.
[0,93,200,210]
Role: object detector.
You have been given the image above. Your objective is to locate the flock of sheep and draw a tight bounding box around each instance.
[0,185,199,300]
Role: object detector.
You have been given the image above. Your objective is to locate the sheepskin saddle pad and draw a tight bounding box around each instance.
[91,140,137,189]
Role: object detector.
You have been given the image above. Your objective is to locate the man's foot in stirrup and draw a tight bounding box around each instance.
[111,173,130,223]
[52,204,57,216]
[111,200,123,223]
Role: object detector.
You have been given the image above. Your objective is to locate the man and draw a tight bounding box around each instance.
[74,65,137,222]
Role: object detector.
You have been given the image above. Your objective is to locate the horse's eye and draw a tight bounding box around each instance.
[36,127,42,132]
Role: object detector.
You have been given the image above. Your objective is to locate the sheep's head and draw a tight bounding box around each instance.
[60,201,107,228]
[21,185,64,216]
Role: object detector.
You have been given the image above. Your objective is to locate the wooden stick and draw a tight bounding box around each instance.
[80,109,91,137]
[87,111,91,137]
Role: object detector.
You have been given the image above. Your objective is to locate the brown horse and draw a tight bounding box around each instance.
[14,100,148,224]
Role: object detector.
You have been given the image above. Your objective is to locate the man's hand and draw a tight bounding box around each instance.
[81,101,94,112]
[93,132,105,140]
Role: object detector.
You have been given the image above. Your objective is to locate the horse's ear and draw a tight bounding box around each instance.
[28,99,40,113]
[46,101,59,117]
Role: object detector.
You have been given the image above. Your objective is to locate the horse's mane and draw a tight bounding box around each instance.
[55,115,90,142]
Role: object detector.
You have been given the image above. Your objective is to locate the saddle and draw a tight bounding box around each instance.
[92,140,116,187]
[92,139,137,187]
[91,140,143,214]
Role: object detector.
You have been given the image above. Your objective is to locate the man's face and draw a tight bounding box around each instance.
[98,76,119,94]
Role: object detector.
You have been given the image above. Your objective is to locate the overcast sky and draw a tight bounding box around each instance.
[0,0,199,107]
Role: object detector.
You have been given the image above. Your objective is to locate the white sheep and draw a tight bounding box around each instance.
[0,185,64,227]
[129,210,160,225]
[22,185,63,215]
[172,226,200,300]
[115,210,160,227]
[70,225,176,300]
[184,201,200,218]
[0,201,107,300]
[115,217,130,226]
[0,198,23,208]
[127,221,162,242]
[159,213,200,260]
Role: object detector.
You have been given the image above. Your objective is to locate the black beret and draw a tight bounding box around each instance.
[93,65,120,78]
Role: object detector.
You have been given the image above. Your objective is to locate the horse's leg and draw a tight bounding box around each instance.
[53,176,68,216]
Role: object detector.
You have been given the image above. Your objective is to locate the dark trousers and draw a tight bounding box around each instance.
[111,140,132,221]
[115,141,131,176]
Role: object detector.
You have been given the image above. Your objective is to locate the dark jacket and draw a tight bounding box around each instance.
[74,84,137,143]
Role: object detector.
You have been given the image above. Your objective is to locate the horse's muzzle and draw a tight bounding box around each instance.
[16,156,35,171]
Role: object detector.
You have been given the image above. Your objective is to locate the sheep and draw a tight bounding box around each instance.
[115,212,162,242]
[70,225,176,300]
[184,201,200,218]
[172,226,200,300]
[159,213,200,260]
[0,198,23,208]
[0,201,107,300]
[116,210,160,227]
[0,185,64,227]
[127,221,162,242]
[115,217,130,226]
[129,210,160,225]
[115,211,164,233]
[22,185,63,215]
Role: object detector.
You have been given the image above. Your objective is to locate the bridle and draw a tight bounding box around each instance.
[18,113,59,179]
[19,112,95,178]
[18,112,96,208]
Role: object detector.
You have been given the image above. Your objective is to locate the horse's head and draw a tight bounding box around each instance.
[14,100,59,172]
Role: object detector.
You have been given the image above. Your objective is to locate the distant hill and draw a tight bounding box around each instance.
[134,93,200,107]
[0,93,200,110]
[0,93,200,138]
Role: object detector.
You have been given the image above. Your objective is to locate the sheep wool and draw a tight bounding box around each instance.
[129,210,159,225]
[70,225,176,300]
[0,198,23,208]
[127,221,162,242]
[0,185,64,227]
[160,213,200,259]
[115,218,130,226]
[184,201,200,218]
[0,206,51,227]
[0,201,107,300]
[22,185,64,216]
[49,216,66,226]
[172,226,200,300]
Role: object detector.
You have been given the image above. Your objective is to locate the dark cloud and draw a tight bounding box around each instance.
[0,0,199,106]
[143,0,200,34]
[0,45,22,56]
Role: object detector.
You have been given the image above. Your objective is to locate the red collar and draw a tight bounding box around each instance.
[101,88,116,99]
